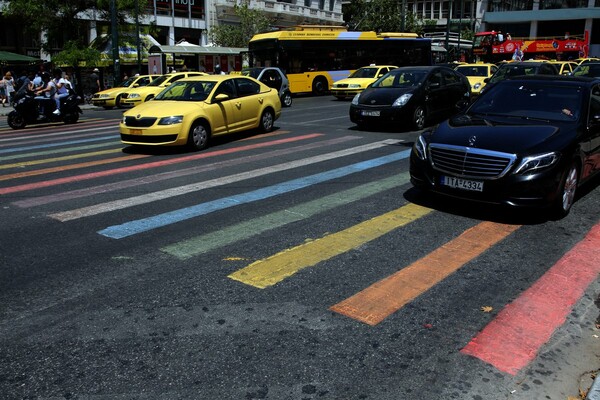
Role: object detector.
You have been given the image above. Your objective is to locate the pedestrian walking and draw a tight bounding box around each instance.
[2,72,15,106]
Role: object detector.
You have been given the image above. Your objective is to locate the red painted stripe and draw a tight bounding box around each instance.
[0,133,323,195]
[461,222,600,375]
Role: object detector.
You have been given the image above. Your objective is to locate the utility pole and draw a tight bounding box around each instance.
[111,0,120,86]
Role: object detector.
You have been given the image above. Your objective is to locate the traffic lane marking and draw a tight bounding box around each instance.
[0,134,323,195]
[14,136,361,208]
[330,221,521,326]
[0,148,124,170]
[96,149,411,239]
[0,153,151,181]
[461,221,600,375]
[162,173,409,259]
[54,140,403,222]
[228,203,433,289]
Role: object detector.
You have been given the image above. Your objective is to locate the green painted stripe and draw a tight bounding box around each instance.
[161,173,410,259]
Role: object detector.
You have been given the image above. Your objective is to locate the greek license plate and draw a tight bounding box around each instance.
[441,176,483,192]
[130,129,142,135]
[361,110,380,117]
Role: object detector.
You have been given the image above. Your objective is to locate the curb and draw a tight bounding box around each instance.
[587,374,600,400]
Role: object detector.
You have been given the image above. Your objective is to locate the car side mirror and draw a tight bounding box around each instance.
[132,83,139,87]
[213,93,229,102]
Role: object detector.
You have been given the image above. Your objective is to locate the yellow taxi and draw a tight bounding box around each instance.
[454,63,498,96]
[119,75,282,151]
[92,74,160,109]
[548,60,579,75]
[574,57,600,65]
[120,71,206,107]
[331,65,398,99]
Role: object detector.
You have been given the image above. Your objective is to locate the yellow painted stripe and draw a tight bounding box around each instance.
[228,203,433,289]
[0,154,149,181]
[330,221,521,326]
[0,149,122,170]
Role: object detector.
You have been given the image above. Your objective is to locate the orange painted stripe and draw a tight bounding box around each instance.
[461,221,600,375]
[330,221,520,326]
[0,154,149,181]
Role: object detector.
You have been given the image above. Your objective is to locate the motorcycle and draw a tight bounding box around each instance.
[7,89,82,129]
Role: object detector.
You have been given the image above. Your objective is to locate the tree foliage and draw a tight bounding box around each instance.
[209,1,274,48]
[344,0,426,34]
[2,0,140,50]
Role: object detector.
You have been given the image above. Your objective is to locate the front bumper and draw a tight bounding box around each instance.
[409,153,565,208]
[350,105,412,126]
[119,123,187,146]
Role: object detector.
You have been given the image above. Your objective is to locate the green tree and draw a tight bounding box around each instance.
[344,0,424,33]
[210,1,274,47]
[2,0,140,52]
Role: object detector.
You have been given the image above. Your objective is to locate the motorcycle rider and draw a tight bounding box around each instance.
[34,72,57,117]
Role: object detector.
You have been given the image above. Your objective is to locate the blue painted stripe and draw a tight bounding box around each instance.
[0,135,119,155]
[98,149,412,239]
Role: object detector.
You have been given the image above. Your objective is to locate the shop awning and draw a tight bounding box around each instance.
[0,50,40,65]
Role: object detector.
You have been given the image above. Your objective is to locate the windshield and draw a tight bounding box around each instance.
[154,81,217,101]
[572,63,600,78]
[489,65,538,84]
[120,77,136,87]
[148,75,169,86]
[349,67,379,79]
[469,81,582,122]
[456,66,488,77]
[372,70,426,88]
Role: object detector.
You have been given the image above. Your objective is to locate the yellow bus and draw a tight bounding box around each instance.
[248,25,433,95]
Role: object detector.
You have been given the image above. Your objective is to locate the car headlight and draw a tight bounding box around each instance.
[128,93,140,99]
[393,93,412,107]
[348,83,361,89]
[158,115,184,125]
[473,83,482,90]
[413,135,428,161]
[351,93,361,105]
[99,94,110,98]
[514,152,560,174]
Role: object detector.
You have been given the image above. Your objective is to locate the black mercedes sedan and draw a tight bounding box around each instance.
[410,75,600,218]
[349,66,471,131]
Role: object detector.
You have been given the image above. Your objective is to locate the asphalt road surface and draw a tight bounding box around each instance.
[0,96,599,400]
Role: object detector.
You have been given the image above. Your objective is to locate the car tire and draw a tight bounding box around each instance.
[145,95,154,102]
[551,161,579,219]
[116,95,124,109]
[281,91,292,107]
[259,108,275,133]
[187,121,210,151]
[413,106,426,130]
